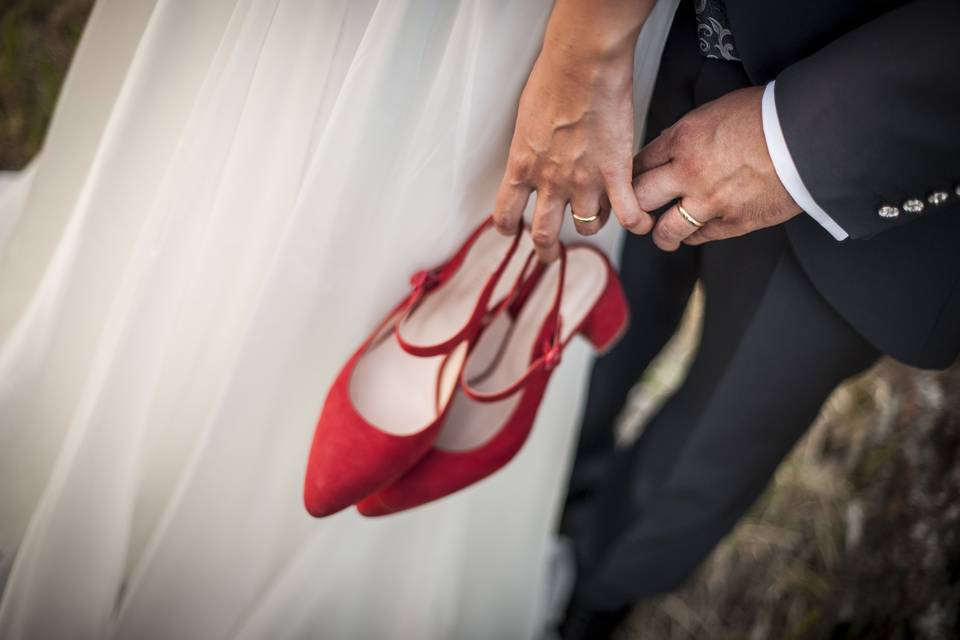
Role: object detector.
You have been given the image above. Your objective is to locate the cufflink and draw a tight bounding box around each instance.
[878,205,900,219]
[903,198,924,214]
[928,191,950,206]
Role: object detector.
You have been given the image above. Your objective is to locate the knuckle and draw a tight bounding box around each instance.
[700,187,718,207]
[531,228,555,249]
[621,209,651,233]
[652,224,668,243]
[653,234,675,252]
[659,221,680,242]
[635,214,654,234]
[508,153,534,179]
[492,218,518,235]
[617,208,639,230]
[669,119,701,153]
[667,120,689,143]
[538,163,561,187]
[698,193,720,217]
[621,219,643,235]
[599,163,627,184]
[539,179,561,196]
[713,183,735,210]
[632,181,652,208]
[492,201,522,226]
[492,207,516,226]
[538,185,561,202]
[674,152,701,178]
[571,169,593,190]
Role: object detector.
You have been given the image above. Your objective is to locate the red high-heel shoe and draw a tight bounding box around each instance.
[303,218,532,517]
[356,243,628,516]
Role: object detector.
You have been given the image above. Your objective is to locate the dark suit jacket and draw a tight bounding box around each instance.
[721,0,960,368]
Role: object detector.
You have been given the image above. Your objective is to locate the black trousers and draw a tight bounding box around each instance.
[561,10,880,609]
[563,226,879,609]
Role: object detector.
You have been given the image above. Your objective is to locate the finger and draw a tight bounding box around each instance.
[632,163,685,212]
[604,170,653,235]
[492,178,532,235]
[596,205,611,231]
[591,197,612,233]
[570,192,604,236]
[684,218,741,246]
[599,192,611,213]
[530,192,565,263]
[633,132,673,175]
[652,199,715,251]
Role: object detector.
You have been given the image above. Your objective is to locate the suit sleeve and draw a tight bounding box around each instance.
[774,0,960,240]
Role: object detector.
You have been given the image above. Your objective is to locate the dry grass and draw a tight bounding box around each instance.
[619,292,960,639]
[0,0,93,170]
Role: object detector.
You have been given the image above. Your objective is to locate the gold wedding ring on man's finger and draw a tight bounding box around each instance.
[677,201,704,228]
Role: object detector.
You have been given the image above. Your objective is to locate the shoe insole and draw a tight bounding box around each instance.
[435,248,608,452]
[351,316,468,436]
[398,230,534,348]
[350,231,533,436]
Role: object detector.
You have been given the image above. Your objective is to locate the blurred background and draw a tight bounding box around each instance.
[2,2,959,638]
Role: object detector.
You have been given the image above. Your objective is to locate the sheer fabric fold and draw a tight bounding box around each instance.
[0,1,678,637]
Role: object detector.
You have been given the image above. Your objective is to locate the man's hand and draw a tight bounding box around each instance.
[633,86,802,251]
[493,0,655,262]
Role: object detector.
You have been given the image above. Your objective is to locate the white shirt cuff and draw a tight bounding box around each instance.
[761,81,848,241]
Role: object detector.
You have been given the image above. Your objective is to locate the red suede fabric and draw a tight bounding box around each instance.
[302,305,458,517]
[357,245,629,517]
[396,217,523,357]
[303,217,525,518]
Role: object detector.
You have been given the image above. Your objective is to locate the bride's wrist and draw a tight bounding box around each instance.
[541,28,640,65]
[539,0,651,71]
[537,38,636,93]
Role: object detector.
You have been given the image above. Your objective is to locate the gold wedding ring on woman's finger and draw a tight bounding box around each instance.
[572,212,600,223]
[677,201,704,228]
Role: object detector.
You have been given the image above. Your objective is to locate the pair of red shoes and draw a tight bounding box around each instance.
[303,217,629,518]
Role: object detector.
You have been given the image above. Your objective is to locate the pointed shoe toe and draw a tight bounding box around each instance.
[303,217,534,517]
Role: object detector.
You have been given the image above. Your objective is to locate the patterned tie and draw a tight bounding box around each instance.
[695,0,741,61]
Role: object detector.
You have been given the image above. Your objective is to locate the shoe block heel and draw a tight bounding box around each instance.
[578,271,629,354]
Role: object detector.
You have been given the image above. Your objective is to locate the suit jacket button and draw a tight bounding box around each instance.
[903,198,924,214]
[928,191,949,206]
[878,205,900,219]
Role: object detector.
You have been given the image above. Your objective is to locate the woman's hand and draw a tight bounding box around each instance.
[493,0,656,262]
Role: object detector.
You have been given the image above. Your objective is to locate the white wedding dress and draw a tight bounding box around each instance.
[0,1,678,638]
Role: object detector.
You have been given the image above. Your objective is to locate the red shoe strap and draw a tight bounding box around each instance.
[396,217,523,357]
[461,246,567,404]
[481,250,539,326]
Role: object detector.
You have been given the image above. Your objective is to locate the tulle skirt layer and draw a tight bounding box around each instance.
[0,1,677,637]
